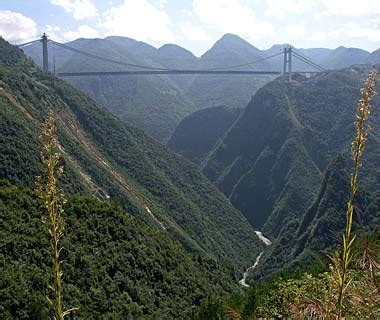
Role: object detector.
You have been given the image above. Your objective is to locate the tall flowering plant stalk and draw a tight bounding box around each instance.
[36,111,77,319]
[336,69,377,319]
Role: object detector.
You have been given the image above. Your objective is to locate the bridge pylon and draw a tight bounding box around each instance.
[283,45,292,81]
[41,33,49,71]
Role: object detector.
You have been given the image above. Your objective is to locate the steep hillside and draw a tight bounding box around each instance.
[203,65,380,278]
[253,155,380,280]
[0,38,263,271]
[0,182,238,319]
[293,156,369,264]
[168,106,241,165]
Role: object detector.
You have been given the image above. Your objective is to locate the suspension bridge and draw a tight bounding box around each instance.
[17,33,326,81]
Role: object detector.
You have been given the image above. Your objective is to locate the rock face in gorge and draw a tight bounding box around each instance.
[168,105,241,165]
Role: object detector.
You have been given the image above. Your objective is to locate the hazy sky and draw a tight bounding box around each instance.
[1,0,379,56]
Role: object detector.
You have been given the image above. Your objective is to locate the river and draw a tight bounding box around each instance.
[239,231,272,287]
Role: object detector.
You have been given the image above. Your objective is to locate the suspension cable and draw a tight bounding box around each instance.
[292,52,325,71]
[50,40,171,71]
[50,39,284,72]
[292,49,326,71]
[16,39,41,47]
[203,52,283,71]
[292,53,325,72]
[19,37,325,74]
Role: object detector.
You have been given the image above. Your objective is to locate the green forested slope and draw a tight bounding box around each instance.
[293,155,380,266]
[0,181,237,319]
[0,38,262,271]
[250,154,380,283]
[203,66,380,279]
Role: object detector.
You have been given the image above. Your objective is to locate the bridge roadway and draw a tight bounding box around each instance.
[57,70,283,76]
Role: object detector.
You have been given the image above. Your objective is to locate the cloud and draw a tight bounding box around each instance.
[340,23,380,43]
[50,0,98,20]
[264,0,314,18]
[61,25,100,41]
[100,0,175,45]
[0,10,38,43]
[181,23,210,41]
[192,0,274,42]
[286,25,306,38]
[319,0,380,17]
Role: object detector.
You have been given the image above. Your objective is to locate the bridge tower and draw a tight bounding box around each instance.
[41,33,49,71]
[283,45,292,81]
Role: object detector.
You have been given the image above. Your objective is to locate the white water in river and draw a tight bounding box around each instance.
[239,231,272,287]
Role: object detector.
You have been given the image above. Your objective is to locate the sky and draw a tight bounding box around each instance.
[0,0,379,56]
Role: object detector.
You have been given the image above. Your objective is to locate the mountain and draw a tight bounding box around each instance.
[0,38,263,270]
[23,37,196,142]
[321,46,370,69]
[168,106,241,165]
[297,47,332,64]
[263,45,332,71]
[365,48,380,64]
[23,34,373,143]
[156,43,199,91]
[202,65,380,279]
[264,45,372,71]
[185,34,276,111]
[22,34,276,141]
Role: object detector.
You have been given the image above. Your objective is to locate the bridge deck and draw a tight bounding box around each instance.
[57,70,283,76]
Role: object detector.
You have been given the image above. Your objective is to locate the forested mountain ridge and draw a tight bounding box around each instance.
[0,38,263,270]
[202,65,380,279]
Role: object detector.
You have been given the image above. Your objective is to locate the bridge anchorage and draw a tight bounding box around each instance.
[17,34,326,81]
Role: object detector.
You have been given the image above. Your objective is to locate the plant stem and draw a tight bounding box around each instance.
[337,69,377,319]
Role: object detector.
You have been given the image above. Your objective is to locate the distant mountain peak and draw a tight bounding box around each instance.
[202,33,262,59]
[216,33,258,48]
[158,43,196,58]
